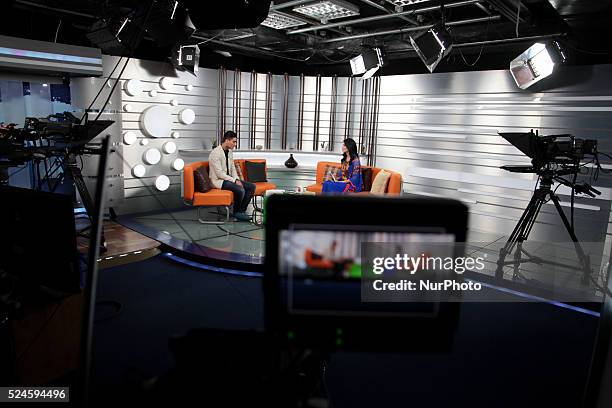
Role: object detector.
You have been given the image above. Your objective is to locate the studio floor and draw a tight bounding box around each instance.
[117,207,608,302]
[90,253,602,408]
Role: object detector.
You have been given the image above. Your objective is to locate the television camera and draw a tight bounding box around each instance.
[0,112,113,250]
[496,130,606,285]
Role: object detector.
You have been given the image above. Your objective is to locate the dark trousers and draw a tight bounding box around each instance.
[222,179,256,213]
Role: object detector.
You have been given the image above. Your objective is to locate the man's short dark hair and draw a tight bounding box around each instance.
[222,131,237,142]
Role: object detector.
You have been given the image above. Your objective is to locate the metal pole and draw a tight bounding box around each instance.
[288,0,481,35]
[319,15,501,43]
[453,33,563,48]
[270,0,310,10]
[356,0,418,25]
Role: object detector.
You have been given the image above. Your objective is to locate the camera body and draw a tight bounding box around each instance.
[538,134,597,167]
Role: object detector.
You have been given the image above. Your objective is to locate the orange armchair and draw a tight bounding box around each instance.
[306,161,403,195]
[182,161,233,224]
[234,159,277,216]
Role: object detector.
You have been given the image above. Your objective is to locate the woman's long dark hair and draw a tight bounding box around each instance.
[342,138,359,163]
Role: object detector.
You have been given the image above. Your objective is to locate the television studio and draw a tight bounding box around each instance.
[1,0,612,406]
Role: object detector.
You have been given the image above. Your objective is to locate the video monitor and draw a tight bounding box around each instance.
[264,194,468,351]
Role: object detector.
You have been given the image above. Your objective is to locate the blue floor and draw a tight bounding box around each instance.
[93,254,600,407]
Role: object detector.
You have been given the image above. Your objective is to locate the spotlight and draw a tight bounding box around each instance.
[87,1,196,55]
[171,44,200,76]
[509,41,566,90]
[409,23,453,73]
[86,17,140,55]
[145,0,196,47]
[350,48,384,80]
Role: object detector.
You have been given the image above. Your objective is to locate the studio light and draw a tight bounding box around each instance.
[293,0,359,24]
[509,41,566,90]
[350,48,384,80]
[87,1,196,55]
[171,44,200,76]
[86,17,139,55]
[261,11,308,30]
[409,23,453,73]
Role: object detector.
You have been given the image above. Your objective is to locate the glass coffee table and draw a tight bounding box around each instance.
[252,188,315,226]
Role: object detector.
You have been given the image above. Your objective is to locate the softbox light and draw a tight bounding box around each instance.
[509,42,566,90]
[350,48,384,79]
[409,23,453,73]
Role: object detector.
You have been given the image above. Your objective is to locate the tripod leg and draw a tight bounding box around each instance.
[495,193,541,279]
[549,194,592,283]
[513,241,524,280]
[64,155,107,253]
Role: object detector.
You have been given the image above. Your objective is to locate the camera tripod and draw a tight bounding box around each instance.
[494,173,593,283]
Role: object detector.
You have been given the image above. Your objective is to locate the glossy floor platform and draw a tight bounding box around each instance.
[118,208,265,270]
[116,207,607,304]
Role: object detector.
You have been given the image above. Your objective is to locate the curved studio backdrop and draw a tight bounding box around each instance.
[70,55,612,248]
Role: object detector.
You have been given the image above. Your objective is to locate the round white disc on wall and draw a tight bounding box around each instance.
[171,131,180,139]
[132,164,146,178]
[123,131,137,145]
[149,89,158,97]
[141,138,149,146]
[170,99,179,106]
[143,148,162,165]
[163,141,177,154]
[159,77,174,90]
[123,103,133,112]
[178,108,195,125]
[172,158,185,171]
[123,79,142,96]
[140,105,172,138]
[155,175,170,191]
[185,84,193,91]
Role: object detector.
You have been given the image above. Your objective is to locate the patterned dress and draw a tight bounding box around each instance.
[322,157,363,193]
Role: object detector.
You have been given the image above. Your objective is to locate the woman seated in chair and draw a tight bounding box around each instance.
[322,138,363,193]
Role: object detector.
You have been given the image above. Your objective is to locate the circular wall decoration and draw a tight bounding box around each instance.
[132,164,146,178]
[141,138,149,146]
[149,89,158,97]
[123,103,133,112]
[178,108,195,125]
[171,131,180,139]
[123,79,142,96]
[159,77,174,90]
[172,158,185,171]
[123,131,137,145]
[185,84,193,91]
[143,148,161,165]
[155,175,170,191]
[163,141,177,154]
[170,99,179,106]
[140,105,172,138]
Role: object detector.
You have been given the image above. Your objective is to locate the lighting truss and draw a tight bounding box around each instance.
[293,0,359,23]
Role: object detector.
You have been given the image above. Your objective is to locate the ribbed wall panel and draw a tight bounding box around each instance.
[376,65,612,244]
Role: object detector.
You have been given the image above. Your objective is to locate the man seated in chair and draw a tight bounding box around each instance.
[209,131,255,222]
